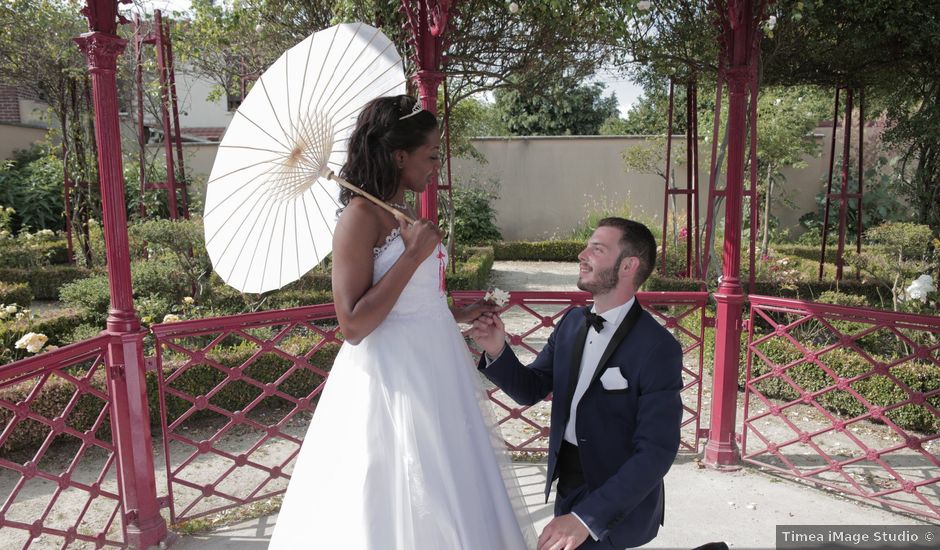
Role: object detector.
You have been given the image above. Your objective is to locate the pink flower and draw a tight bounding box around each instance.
[678,227,689,239]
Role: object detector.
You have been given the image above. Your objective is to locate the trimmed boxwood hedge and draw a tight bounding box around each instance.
[494,240,582,261]
[0,336,341,454]
[0,265,92,300]
[747,338,939,434]
[0,282,32,307]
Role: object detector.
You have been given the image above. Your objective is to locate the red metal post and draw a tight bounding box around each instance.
[75,1,168,547]
[402,0,452,223]
[704,0,764,467]
[661,80,676,275]
[855,89,864,279]
[818,88,841,280]
[163,16,190,218]
[835,88,853,280]
[134,15,147,219]
[154,10,179,219]
[685,82,694,278]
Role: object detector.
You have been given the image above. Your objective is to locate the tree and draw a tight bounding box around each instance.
[762,0,940,232]
[752,86,830,254]
[0,0,101,260]
[493,78,619,136]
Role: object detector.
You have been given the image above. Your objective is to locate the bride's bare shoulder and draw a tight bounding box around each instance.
[335,198,383,245]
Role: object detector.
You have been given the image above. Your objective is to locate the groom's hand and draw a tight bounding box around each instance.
[537,514,589,550]
[468,312,506,358]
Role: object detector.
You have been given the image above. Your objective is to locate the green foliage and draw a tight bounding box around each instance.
[0,282,32,307]
[748,339,939,434]
[493,78,619,136]
[815,290,871,308]
[799,156,917,240]
[59,274,110,324]
[441,184,503,245]
[493,240,583,262]
[0,230,69,270]
[0,265,91,300]
[0,149,65,233]
[0,205,13,233]
[844,222,937,310]
[643,274,705,292]
[128,218,213,297]
[446,247,495,291]
[607,83,688,136]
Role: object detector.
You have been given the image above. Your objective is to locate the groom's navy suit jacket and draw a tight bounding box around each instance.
[479,301,683,549]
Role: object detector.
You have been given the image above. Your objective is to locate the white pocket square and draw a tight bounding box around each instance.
[600,367,629,390]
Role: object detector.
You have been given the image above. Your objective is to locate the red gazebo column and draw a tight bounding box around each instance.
[415,69,444,221]
[404,0,451,223]
[704,0,764,467]
[75,1,168,546]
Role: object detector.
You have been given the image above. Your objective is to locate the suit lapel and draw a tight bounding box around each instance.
[589,299,643,386]
[562,308,590,424]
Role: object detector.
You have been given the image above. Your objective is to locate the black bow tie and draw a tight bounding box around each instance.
[584,311,606,332]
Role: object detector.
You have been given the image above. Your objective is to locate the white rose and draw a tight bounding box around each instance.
[905,274,936,303]
[484,287,510,307]
[5,305,17,314]
[15,332,48,353]
[183,296,195,305]
[163,314,181,323]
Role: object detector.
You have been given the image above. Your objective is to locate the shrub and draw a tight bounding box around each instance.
[494,240,583,261]
[0,265,91,300]
[748,339,939,434]
[441,184,503,245]
[132,258,191,302]
[0,149,66,233]
[59,275,111,324]
[446,246,494,290]
[0,232,68,269]
[0,282,32,308]
[127,218,212,296]
[643,274,706,292]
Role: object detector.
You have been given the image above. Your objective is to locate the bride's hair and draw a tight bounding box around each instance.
[339,95,438,208]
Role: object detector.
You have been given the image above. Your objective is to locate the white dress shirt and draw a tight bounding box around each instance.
[564,297,633,444]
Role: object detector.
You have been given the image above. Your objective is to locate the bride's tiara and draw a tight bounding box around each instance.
[399,101,423,120]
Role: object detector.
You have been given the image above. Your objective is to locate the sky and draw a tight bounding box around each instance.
[145,0,642,115]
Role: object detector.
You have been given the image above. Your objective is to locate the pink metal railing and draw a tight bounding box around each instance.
[150,304,341,525]
[451,291,710,453]
[743,295,939,520]
[0,290,709,537]
[0,335,124,548]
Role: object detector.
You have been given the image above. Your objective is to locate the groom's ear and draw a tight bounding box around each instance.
[620,256,639,283]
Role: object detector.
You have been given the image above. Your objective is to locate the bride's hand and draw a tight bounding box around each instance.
[453,298,500,324]
[398,216,442,260]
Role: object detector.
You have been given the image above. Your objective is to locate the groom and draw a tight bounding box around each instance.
[471,217,683,550]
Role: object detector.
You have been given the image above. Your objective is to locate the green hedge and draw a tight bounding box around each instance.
[747,338,939,434]
[446,246,494,290]
[772,243,891,264]
[0,337,341,454]
[0,265,92,300]
[153,337,340,426]
[748,279,888,305]
[0,238,70,269]
[493,240,583,261]
[0,282,32,307]
[644,274,706,292]
[0,310,86,347]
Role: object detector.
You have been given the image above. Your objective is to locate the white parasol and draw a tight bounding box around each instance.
[203,22,408,293]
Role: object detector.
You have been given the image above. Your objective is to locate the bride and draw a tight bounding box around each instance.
[269,95,533,549]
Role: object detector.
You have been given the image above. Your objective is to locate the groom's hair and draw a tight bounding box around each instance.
[597,217,656,288]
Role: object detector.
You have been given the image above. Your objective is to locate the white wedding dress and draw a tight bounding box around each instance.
[269,229,534,549]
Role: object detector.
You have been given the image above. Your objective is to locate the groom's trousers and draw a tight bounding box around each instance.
[555,442,618,549]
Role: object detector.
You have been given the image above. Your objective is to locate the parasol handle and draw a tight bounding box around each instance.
[325,171,416,224]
